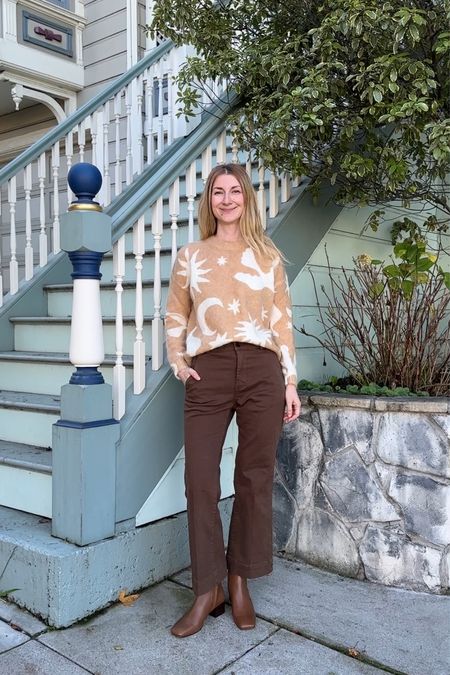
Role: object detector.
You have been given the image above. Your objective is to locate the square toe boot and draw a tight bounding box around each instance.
[228,574,256,630]
[171,584,225,638]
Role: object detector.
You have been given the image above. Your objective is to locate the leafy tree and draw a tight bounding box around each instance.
[150,1,450,231]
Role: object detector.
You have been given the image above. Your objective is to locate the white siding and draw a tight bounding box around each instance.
[79,0,128,104]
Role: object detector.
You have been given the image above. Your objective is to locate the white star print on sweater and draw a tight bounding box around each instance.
[165,237,298,385]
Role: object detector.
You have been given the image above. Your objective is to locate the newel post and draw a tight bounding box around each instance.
[52,163,120,546]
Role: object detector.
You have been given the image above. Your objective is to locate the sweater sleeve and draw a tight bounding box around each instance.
[165,246,191,378]
[271,258,298,386]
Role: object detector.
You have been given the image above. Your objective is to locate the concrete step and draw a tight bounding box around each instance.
[0,390,60,447]
[11,316,154,355]
[0,352,134,396]
[45,280,170,317]
[0,441,52,517]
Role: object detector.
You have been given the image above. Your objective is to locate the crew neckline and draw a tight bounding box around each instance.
[205,236,248,250]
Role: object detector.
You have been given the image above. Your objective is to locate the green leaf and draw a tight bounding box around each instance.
[416,257,434,272]
[442,272,450,290]
[383,264,401,278]
[401,279,414,296]
[0,589,19,598]
[409,24,420,41]
[369,282,384,298]
[372,88,383,103]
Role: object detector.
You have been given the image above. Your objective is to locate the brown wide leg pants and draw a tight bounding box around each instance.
[184,342,286,595]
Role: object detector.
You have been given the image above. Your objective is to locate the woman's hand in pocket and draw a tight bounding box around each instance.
[179,367,201,385]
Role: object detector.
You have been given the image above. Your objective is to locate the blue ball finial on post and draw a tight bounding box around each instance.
[68,162,103,211]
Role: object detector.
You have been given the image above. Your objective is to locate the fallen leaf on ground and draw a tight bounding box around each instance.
[113,645,124,651]
[118,590,140,606]
[348,648,360,658]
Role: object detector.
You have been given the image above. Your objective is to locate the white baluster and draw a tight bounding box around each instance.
[24,164,33,281]
[257,164,267,230]
[78,119,86,162]
[66,131,74,205]
[114,93,122,196]
[269,171,279,219]
[292,176,301,188]
[152,197,164,370]
[157,65,164,155]
[133,214,146,393]
[125,84,133,184]
[38,152,47,267]
[8,177,18,295]
[91,113,98,169]
[52,141,60,253]
[201,145,212,184]
[145,67,154,165]
[216,130,227,164]
[231,129,239,163]
[169,178,180,267]
[136,75,144,174]
[281,173,291,203]
[166,52,174,146]
[246,150,253,177]
[113,235,126,420]
[102,102,111,206]
[93,110,105,205]
[186,161,197,243]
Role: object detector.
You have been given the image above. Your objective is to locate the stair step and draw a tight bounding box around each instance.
[11,316,154,354]
[0,390,60,413]
[0,440,52,474]
[0,352,134,396]
[45,280,170,317]
[0,442,52,517]
[100,253,173,285]
[0,391,61,446]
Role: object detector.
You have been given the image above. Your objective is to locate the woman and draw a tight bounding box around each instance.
[165,163,300,638]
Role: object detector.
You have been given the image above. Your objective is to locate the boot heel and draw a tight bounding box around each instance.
[209,602,225,618]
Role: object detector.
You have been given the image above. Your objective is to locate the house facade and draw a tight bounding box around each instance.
[0,0,433,625]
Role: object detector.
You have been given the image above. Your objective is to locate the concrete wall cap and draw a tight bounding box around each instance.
[300,392,449,414]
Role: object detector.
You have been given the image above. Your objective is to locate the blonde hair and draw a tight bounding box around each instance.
[198,164,281,262]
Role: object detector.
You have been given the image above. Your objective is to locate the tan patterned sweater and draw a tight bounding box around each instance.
[165,237,298,385]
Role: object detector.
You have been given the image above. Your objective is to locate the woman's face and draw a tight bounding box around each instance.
[211,173,245,229]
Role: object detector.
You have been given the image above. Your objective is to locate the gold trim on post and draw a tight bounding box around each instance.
[68,202,103,212]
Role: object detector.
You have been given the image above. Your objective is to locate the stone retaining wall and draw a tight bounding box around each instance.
[273,393,450,594]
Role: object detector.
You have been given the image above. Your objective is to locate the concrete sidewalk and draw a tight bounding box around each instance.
[1,556,449,674]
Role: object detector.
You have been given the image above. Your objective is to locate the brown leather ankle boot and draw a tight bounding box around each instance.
[228,574,256,630]
[171,583,225,638]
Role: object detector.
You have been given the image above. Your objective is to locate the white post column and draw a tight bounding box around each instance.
[52,162,119,547]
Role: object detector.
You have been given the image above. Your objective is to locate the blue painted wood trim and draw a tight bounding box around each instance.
[55,419,119,429]
[0,40,173,185]
[68,251,103,279]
